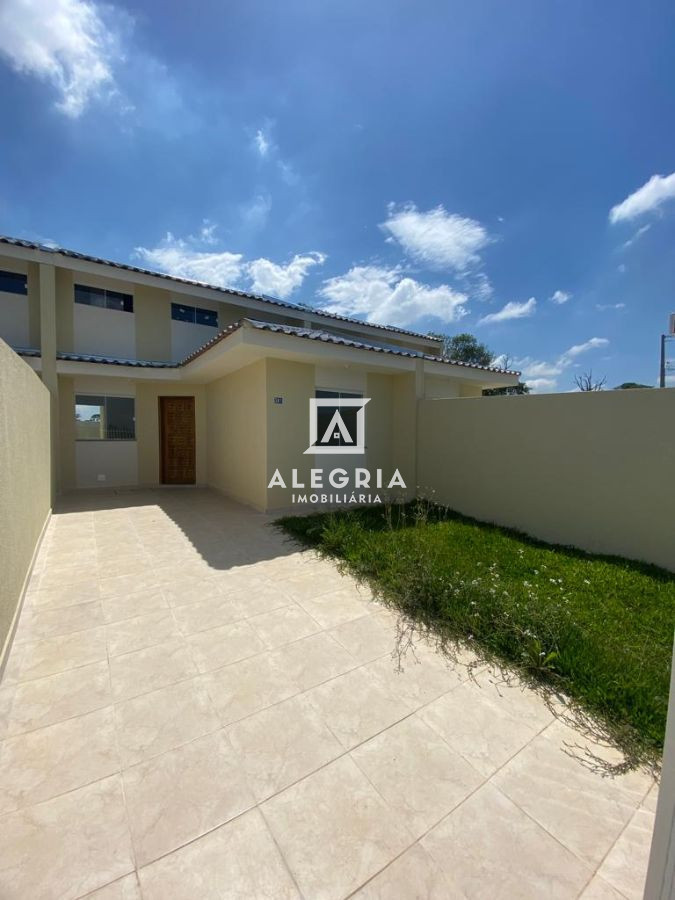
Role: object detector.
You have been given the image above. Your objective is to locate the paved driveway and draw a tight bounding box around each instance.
[0,489,657,899]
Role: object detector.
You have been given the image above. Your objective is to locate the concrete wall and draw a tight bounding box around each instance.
[417,388,675,570]
[0,340,51,673]
[206,360,267,509]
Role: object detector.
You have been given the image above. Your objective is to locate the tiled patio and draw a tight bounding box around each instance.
[0,489,657,899]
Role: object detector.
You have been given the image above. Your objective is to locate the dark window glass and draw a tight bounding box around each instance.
[0,270,28,295]
[75,395,135,440]
[74,284,133,312]
[105,290,133,313]
[171,303,196,323]
[195,307,218,327]
[314,390,362,447]
[75,284,106,307]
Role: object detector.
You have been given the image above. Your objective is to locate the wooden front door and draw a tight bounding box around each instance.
[159,396,196,485]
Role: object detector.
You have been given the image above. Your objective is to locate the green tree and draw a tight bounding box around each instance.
[614,382,653,390]
[432,332,494,366]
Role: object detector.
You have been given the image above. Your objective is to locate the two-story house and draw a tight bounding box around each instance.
[0,235,518,511]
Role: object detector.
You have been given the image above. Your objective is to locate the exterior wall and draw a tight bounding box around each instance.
[365,372,394,481]
[265,358,315,510]
[0,257,30,348]
[390,371,419,500]
[136,381,207,487]
[135,284,171,362]
[0,340,51,674]
[55,267,74,352]
[75,441,138,488]
[206,360,267,509]
[417,389,675,571]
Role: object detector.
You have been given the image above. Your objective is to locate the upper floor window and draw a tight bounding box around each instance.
[0,270,28,295]
[75,395,135,440]
[75,283,133,313]
[171,302,218,328]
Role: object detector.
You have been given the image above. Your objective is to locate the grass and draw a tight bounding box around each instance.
[276,500,675,767]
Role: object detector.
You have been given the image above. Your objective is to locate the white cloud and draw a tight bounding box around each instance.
[621,223,651,250]
[609,172,675,223]
[0,0,122,117]
[240,193,272,230]
[381,203,490,271]
[248,253,326,299]
[549,289,571,305]
[516,337,610,392]
[596,302,626,311]
[319,265,468,328]
[135,232,244,287]
[254,128,270,158]
[134,226,324,300]
[477,297,536,326]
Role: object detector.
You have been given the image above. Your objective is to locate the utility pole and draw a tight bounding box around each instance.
[660,333,666,388]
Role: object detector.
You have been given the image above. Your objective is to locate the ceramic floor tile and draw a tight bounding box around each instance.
[263,755,412,900]
[123,730,254,865]
[101,590,169,624]
[366,641,467,711]
[4,661,112,736]
[271,630,358,690]
[0,775,134,900]
[16,600,105,642]
[29,579,100,610]
[352,842,452,900]
[82,873,142,900]
[419,673,553,777]
[202,651,299,725]
[0,707,119,813]
[493,720,650,866]
[171,594,242,635]
[351,715,483,836]
[106,610,181,656]
[329,613,398,664]
[297,586,372,629]
[421,783,591,899]
[114,677,220,767]
[596,807,655,900]
[248,602,321,649]
[138,808,300,900]
[305,664,411,750]
[17,626,107,681]
[228,693,343,801]
[109,638,197,702]
[187,620,266,673]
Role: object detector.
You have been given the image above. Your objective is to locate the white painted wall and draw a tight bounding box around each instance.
[75,441,138,488]
[0,293,30,348]
[315,366,367,395]
[73,304,136,358]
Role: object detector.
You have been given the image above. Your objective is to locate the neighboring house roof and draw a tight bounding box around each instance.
[0,234,442,344]
[16,318,521,375]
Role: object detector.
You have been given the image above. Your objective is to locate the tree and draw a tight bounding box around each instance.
[574,370,606,391]
[614,382,653,390]
[432,332,494,367]
[483,382,530,396]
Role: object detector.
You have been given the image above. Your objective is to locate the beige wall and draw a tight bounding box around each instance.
[136,382,207,486]
[417,389,675,571]
[206,360,267,509]
[135,284,171,362]
[265,358,315,510]
[0,340,51,673]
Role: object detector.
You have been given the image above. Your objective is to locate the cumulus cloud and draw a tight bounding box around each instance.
[254,128,270,158]
[609,172,675,223]
[381,203,490,272]
[477,297,536,326]
[319,265,468,328]
[0,0,122,117]
[134,225,325,300]
[549,290,571,305]
[516,337,610,392]
[248,253,326,299]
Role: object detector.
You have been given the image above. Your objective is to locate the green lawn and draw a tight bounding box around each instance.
[276,501,675,765]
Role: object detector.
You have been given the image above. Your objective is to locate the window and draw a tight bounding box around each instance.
[74,284,133,313]
[315,389,362,448]
[171,302,218,328]
[75,395,135,440]
[0,270,28,295]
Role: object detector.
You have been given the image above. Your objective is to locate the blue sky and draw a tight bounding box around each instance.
[1,0,674,389]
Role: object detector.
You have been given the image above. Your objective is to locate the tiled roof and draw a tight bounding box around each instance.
[0,234,442,343]
[183,318,522,375]
[16,319,520,375]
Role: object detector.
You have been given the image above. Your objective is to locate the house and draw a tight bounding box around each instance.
[0,236,519,511]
